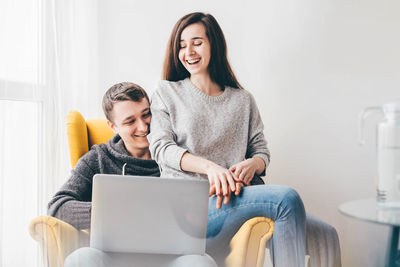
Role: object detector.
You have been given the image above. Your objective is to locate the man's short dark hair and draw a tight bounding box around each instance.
[102,82,149,123]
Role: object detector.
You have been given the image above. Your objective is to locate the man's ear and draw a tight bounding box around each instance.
[107,120,118,134]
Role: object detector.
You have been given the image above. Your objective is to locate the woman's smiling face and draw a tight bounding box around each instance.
[178,23,211,77]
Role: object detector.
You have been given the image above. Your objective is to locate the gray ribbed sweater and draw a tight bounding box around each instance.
[148,78,270,184]
[47,134,160,230]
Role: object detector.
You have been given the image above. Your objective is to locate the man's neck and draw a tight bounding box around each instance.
[126,146,151,160]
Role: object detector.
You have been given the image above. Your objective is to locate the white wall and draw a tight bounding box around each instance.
[97,1,400,266]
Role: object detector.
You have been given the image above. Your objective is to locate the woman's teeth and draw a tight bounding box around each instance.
[187,59,200,65]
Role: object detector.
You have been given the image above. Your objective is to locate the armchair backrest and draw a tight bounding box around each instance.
[66,110,114,169]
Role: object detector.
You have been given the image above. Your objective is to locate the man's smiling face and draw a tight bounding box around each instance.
[108,98,151,156]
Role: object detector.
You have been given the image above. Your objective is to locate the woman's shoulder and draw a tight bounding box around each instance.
[152,79,189,102]
[156,79,187,92]
[227,86,254,102]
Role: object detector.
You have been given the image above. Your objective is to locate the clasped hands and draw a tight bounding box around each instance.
[207,158,259,209]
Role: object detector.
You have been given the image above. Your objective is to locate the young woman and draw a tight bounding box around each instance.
[148,12,341,267]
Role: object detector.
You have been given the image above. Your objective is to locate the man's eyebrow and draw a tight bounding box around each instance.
[122,115,135,122]
[180,37,204,42]
[121,108,150,122]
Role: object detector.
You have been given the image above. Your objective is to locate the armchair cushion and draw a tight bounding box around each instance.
[86,118,113,151]
[66,111,113,169]
[66,111,89,169]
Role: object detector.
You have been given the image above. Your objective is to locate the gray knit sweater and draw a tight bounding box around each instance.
[47,134,160,230]
[148,78,270,184]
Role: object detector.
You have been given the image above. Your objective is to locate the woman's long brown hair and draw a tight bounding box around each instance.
[162,12,242,89]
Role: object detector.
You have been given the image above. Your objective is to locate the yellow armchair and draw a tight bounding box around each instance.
[29,110,274,267]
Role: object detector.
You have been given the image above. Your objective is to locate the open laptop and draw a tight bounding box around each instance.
[90,174,209,255]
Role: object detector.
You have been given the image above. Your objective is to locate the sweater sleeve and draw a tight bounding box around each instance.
[246,93,271,174]
[148,88,187,171]
[47,151,97,230]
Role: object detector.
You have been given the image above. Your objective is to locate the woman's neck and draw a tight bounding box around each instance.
[190,74,222,96]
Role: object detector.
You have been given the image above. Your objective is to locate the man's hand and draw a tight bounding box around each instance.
[209,182,244,209]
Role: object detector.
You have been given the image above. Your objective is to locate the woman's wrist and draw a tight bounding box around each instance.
[204,160,219,174]
[180,151,217,176]
[251,157,266,175]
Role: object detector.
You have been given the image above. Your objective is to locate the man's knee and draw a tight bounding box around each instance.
[65,247,110,267]
[169,254,217,267]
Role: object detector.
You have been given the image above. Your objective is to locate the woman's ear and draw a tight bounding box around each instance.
[107,120,118,134]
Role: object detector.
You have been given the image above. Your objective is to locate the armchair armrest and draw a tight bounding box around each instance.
[29,216,89,267]
[226,217,274,267]
[29,215,273,267]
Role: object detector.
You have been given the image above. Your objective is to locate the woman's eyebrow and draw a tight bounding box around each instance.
[180,37,204,41]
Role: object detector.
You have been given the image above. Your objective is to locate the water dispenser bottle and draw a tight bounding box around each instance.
[359,101,400,207]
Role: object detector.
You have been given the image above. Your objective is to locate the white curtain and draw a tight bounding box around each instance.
[0,0,99,266]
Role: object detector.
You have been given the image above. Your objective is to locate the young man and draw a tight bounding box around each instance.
[48,82,217,267]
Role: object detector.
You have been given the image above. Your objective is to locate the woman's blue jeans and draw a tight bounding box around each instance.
[206,184,307,267]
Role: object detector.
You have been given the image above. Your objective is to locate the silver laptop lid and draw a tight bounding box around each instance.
[90,174,209,255]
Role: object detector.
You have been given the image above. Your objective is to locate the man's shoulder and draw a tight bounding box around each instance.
[73,143,109,173]
[86,142,108,159]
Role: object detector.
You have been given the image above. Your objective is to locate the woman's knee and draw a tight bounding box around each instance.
[277,186,304,208]
[274,186,306,219]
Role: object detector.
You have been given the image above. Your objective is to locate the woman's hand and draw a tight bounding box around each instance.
[229,157,265,186]
[205,163,239,197]
[209,182,244,209]
[180,152,241,197]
